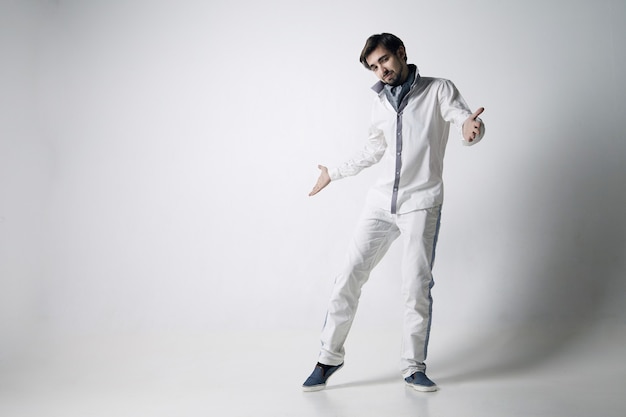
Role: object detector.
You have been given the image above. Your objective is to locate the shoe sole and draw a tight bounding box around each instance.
[302,363,344,392]
[302,383,326,392]
[405,381,439,392]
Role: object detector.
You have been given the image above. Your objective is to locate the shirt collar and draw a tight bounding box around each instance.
[372,64,420,94]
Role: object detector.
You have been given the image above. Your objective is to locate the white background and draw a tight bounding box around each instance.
[1,0,625,365]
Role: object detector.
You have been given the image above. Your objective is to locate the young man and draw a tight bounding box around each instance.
[303,33,485,392]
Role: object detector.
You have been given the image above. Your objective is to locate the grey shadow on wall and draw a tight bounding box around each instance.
[436,100,625,384]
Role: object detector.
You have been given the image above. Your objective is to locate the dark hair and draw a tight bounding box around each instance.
[359,33,406,70]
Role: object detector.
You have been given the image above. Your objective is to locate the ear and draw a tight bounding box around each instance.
[396,45,407,61]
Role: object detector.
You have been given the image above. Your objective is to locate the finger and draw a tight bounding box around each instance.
[470,107,485,120]
[310,178,326,195]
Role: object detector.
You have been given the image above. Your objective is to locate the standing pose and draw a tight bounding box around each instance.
[303,33,485,392]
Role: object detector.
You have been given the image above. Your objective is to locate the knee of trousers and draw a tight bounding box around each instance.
[401,267,433,290]
[329,276,363,310]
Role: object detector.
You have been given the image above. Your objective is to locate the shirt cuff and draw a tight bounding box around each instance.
[328,167,343,181]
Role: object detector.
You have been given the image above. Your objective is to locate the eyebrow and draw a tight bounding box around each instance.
[369,54,389,70]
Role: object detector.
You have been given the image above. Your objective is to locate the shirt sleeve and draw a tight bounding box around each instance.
[328,125,387,181]
[438,79,485,146]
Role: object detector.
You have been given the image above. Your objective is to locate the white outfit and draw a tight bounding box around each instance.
[328,73,483,214]
[318,70,484,377]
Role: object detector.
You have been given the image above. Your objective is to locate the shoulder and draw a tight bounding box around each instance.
[422,77,456,89]
[415,76,457,92]
[426,78,460,99]
[418,76,453,84]
[411,77,456,99]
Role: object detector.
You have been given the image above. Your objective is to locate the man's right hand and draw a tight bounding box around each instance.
[309,165,331,196]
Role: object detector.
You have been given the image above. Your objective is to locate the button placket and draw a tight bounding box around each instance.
[391,112,403,214]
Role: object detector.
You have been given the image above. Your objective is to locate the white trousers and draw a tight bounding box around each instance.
[318,205,442,378]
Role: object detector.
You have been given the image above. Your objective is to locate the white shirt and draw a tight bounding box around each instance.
[328,72,484,214]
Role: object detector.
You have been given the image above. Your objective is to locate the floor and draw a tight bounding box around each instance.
[1,323,625,417]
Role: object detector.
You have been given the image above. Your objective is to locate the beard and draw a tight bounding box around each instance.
[386,75,402,86]
[383,68,406,86]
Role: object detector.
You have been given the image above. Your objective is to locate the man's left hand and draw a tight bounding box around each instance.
[463,107,485,142]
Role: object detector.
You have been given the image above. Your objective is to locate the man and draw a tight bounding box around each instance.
[302,33,485,392]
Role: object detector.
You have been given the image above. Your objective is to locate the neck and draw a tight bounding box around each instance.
[397,64,410,85]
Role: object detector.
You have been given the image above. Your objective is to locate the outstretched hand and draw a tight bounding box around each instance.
[463,107,485,142]
[309,165,331,196]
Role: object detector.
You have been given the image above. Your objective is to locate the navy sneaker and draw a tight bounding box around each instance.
[404,371,438,392]
[302,362,344,392]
